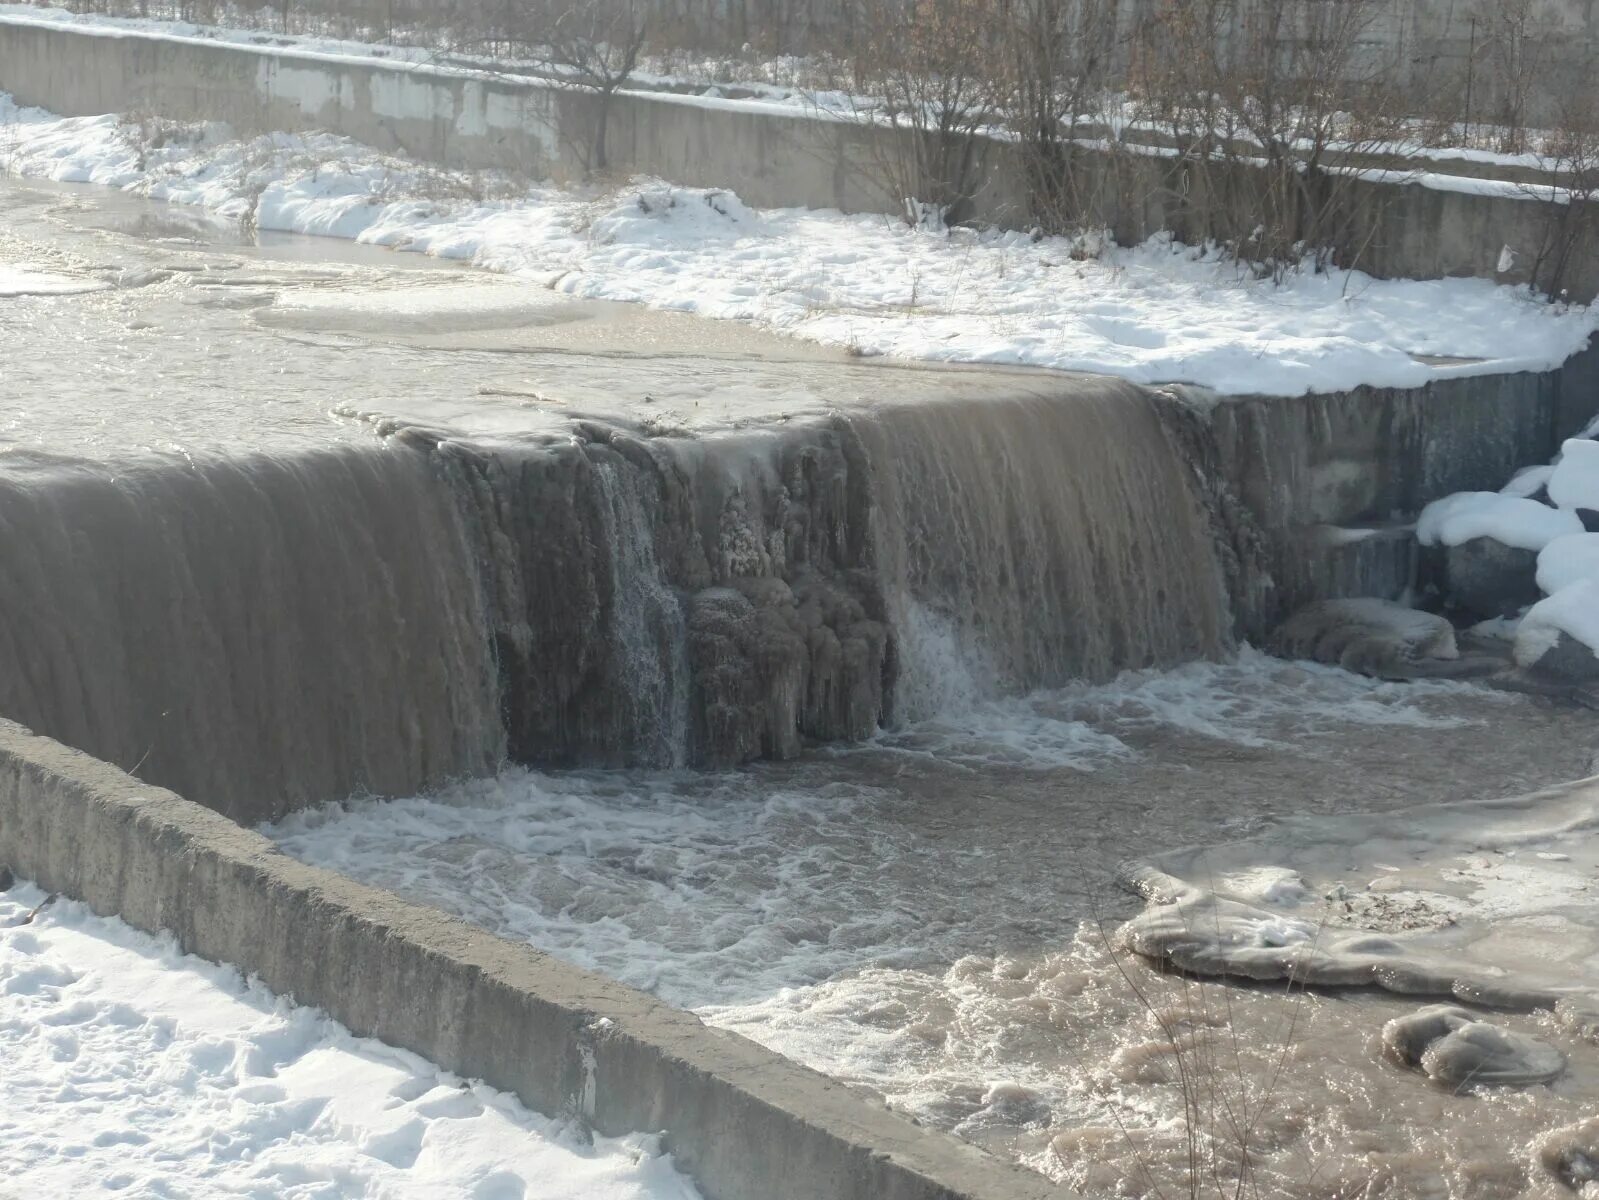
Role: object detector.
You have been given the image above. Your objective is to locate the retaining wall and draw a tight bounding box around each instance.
[0,717,1063,1200]
[2,12,1595,299]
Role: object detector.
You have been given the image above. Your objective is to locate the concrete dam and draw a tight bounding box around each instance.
[3,184,1581,824]
[5,32,1599,1197]
[1,350,1251,822]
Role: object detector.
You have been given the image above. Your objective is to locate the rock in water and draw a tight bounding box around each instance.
[1271,598,1458,678]
[1519,631,1599,685]
[1382,1005,1565,1087]
[1440,536,1541,619]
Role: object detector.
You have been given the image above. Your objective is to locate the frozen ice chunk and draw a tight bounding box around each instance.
[1271,598,1458,677]
[1534,1116,1599,1190]
[1382,1005,1565,1086]
[1536,532,1599,595]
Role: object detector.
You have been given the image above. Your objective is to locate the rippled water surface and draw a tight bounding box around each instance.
[269,661,1599,1200]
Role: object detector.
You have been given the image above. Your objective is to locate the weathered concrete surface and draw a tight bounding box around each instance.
[1201,349,1598,619]
[0,717,1064,1200]
[2,12,1595,298]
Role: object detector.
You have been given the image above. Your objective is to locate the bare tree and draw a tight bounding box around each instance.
[844,0,1002,227]
[1518,91,1599,300]
[1474,0,1549,153]
[1131,0,1408,278]
[544,0,649,174]
[996,0,1122,235]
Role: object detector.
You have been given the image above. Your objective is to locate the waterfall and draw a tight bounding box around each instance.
[0,373,1260,819]
[853,379,1240,721]
[0,444,502,824]
[592,458,690,767]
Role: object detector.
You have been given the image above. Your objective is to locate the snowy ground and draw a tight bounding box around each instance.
[3,92,1594,397]
[0,883,700,1200]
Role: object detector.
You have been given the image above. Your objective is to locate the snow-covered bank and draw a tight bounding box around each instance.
[0,883,699,1199]
[4,93,1594,396]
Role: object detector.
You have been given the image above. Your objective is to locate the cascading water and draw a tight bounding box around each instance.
[853,380,1243,722]
[0,445,502,823]
[0,374,1261,818]
[592,458,690,767]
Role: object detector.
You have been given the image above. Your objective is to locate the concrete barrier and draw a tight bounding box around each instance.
[1,11,1595,299]
[0,717,1063,1200]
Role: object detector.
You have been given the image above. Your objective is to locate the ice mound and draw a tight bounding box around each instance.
[1517,579,1599,669]
[1537,533,1599,596]
[1270,598,1460,678]
[1382,1004,1565,1086]
[1117,777,1599,1014]
[1118,863,1551,1003]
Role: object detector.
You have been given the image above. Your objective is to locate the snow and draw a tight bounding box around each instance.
[1549,438,1599,512]
[1538,533,1599,595]
[4,92,1596,398]
[1415,491,1584,551]
[0,882,699,1200]
[1516,580,1599,663]
[1502,463,1555,498]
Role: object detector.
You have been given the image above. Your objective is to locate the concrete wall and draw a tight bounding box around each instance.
[0,717,1061,1200]
[1203,339,1599,616]
[2,13,1594,299]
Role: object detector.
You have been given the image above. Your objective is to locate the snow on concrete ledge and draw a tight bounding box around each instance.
[1416,492,1585,552]
[0,881,698,1198]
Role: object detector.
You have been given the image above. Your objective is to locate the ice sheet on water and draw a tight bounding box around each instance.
[1118,777,1599,1014]
[0,263,108,295]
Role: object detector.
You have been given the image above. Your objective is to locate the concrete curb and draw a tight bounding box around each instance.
[0,719,1065,1200]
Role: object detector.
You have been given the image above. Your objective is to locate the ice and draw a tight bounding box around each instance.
[1383,1005,1567,1087]
[1503,463,1556,498]
[0,883,699,1199]
[4,91,1595,398]
[1269,598,1460,676]
[1117,780,1599,1012]
[1416,490,1584,551]
[0,263,108,295]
